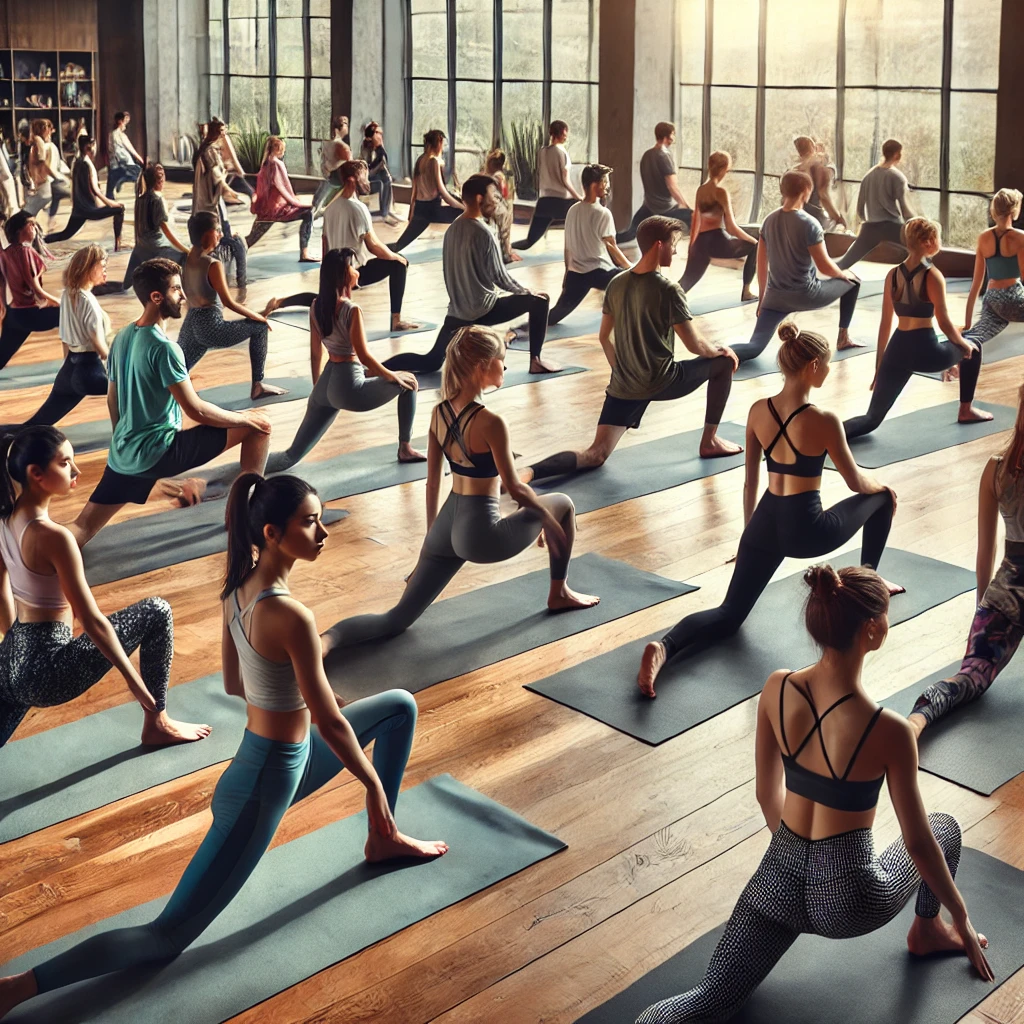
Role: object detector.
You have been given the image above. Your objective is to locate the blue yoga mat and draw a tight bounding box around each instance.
[269,306,439,342]
[0,357,64,391]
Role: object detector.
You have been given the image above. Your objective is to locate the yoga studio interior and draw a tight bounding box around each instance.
[4,0,1024,1021]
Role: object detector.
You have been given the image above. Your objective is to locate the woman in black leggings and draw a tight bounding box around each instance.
[44,136,124,249]
[389,129,464,252]
[844,217,982,439]
[638,320,901,697]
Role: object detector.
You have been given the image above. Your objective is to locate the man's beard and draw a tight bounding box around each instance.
[160,295,183,319]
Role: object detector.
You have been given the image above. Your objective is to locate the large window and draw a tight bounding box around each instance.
[408,0,599,195]
[676,0,999,247]
[208,0,331,175]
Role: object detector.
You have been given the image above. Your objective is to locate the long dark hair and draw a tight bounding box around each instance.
[222,472,319,600]
[193,118,224,171]
[0,426,67,519]
[313,248,356,339]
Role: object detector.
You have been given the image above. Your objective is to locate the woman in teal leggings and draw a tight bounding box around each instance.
[0,472,447,1018]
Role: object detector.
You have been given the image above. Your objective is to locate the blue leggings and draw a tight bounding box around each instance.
[32,688,418,994]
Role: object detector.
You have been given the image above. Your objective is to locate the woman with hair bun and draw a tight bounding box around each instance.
[843,217,981,439]
[321,325,598,654]
[390,129,465,253]
[635,563,992,1024]
[638,319,900,697]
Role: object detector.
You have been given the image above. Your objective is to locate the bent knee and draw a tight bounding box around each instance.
[379,688,419,724]
[139,595,173,622]
[927,811,961,840]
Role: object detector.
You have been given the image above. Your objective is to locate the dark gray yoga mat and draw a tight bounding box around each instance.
[403,240,564,268]
[577,846,1024,1024]
[325,552,695,702]
[915,323,1024,380]
[81,503,348,587]
[882,659,1024,796]
[3,774,565,1024]
[526,549,974,745]
[732,335,873,381]
[0,357,64,391]
[836,400,1015,469]
[269,306,439,342]
[530,422,747,516]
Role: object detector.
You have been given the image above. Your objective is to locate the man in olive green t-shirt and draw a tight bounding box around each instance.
[521,215,741,483]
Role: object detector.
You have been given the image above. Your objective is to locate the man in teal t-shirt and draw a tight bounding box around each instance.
[70,258,273,547]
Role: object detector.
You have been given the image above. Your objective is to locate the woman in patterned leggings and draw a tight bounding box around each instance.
[637,564,992,1024]
[0,426,211,748]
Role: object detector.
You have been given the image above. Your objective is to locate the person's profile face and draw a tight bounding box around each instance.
[158,277,185,318]
[480,184,498,219]
[658,238,676,267]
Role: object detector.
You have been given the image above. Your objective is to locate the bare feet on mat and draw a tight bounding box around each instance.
[530,356,563,374]
[942,365,960,382]
[398,442,428,462]
[364,830,449,862]
[299,250,321,263]
[959,403,994,424]
[0,971,37,1018]
[391,318,422,332]
[547,582,600,612]
[907,711,927,740]
[880,576,905,596]
[638,640,667,698]
[261,296,282,318]
[836,329,864,350]
[167,477,208,507]
[907,914,986,957]
[699,435,743,459]
[741,287,757,302]
[252,381,288,399]
[141,711,213,745]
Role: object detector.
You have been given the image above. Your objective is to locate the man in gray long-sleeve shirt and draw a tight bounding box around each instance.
[384,174,557,374]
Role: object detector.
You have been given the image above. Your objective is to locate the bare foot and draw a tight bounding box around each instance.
[0,971,37,1018]
[391,319,422,332]
[638,641,667,698]
[942,366,960,383]
[907,914,987,957]
[907,712,927,740]
[530,356,563,374]
[141,711,212,746]
[699,436,743,459]
[548,583,601,611]
[175,477,208,507]
[398,443,428,463]
[741,289,756,302]
[261,297,282,318]
[836,332,865,350]
[299,250,321,263]
[252,381,288,399]
[364,829,449,862]
[959,404,994,424]
[880,576,905,596]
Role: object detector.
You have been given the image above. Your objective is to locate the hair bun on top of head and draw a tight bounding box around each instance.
[804,563,841,599]
[777,320,801,344]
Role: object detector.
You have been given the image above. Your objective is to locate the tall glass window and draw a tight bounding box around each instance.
[676,0,999,246]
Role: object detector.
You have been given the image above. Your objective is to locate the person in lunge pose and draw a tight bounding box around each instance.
[0,210,59,372]
[791,135,845,230]
[390,129,464,252]
[359,120,399,225]
[511,120,583,251]
[0,472,446,1019]
[105,110,145,198]
[311,114,353,218]
[634,563,991,1024]
[245,137,318,263]
[44,136,124,249]
[122,162,188,289]
[191,118,248,287]
[617,122,692,244]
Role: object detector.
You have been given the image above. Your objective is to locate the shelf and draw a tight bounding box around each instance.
[15,78,55,83]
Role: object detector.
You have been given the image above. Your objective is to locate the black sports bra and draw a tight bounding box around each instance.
[437,400,498,478]
[779,673,885,814]
[891,261,934,319]
[763,399,826,478]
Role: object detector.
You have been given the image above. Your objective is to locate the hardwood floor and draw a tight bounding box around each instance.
[2,184,1023,1023]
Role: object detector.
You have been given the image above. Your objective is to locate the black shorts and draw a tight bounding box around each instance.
[598,393,651,429]
[89,426,229,506]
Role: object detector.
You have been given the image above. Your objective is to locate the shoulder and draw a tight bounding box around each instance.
[29,517,78,562]
[875,707,916,756]
[476,405,507,438]
[759,669,791,713]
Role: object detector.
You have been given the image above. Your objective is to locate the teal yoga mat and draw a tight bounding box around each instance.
[269,306,439,342]
[3,775,565,1024]
[0,357,64,391]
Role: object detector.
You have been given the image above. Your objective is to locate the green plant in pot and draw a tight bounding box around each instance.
[229,119,272,174]
[502,120,545,202]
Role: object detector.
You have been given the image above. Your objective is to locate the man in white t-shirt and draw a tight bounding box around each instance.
[512,119,584,251]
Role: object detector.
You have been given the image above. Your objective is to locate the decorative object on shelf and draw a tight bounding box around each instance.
[59,63,87,81]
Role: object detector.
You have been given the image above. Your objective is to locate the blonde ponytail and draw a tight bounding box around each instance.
[440,326,504,401]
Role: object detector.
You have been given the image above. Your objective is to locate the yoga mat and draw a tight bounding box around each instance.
[882,659,1024,796]
[324,552,696,702]
[526,548,974,745]
[577,846,1024,1024]
[0,357,64,391]
[3,774,565,1024]
[732,336,873,381]
[915,322,1024,380]
[402,240,564,268]
[414,361,587,391]
[835,400,1015,469]
[530,422,748,516]
[81,502,348,587]
[244,245,326,282]
[269,306,439,342]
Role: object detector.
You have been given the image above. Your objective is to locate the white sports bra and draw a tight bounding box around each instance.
[0,516,68,610]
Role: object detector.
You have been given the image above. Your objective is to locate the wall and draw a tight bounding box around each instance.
[98,0,146,160]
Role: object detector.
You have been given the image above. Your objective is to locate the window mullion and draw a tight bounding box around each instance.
[701,0,712,174]
[447,0,457,181]
[303,0,312,174]
[222,0,231,122]
[542,0,553,129]
[751,0,766,221]
[493,0,503,151]
[939,0,953,233]
[269,1,279,136]
[835,0,846,190]
[404,1,414,174]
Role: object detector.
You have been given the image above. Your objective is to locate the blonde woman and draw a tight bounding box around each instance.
[245,136,317,262]
[792,135,845,230]
[320,326,598,655]
[681,150,760,300]
[484,148,519,264]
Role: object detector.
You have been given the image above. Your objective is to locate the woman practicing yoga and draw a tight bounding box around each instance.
[843,217,982,439]
[680,151,759,300]
[266,248,425,471]
[638,320,900,697]
[791,135,846,229]
[320,326,598,655]
[484,149,519,264]
[122,163,188,289]
[0,471,446,1018]
[733,170,861,363]
[177,212,284,400]
[359,120,399,225]
[0,425,210,748]
[44,136,124,248]
[245,137,318,263]
[636,564,992,1024]
[389,129,464,253]
[191,118,247,287]
[910,381,1024,736]
[0,211,60,372]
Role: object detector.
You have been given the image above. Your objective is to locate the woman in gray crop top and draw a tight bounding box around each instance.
[176,211,285,401]
[0,472,447,1017]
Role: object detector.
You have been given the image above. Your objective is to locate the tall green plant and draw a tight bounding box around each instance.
[229,120,272,173]
[502,120,545,201]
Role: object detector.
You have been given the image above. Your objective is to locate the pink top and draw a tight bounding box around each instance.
[251,155,309,222]
[0,517,68,610]
[0,243,46,308]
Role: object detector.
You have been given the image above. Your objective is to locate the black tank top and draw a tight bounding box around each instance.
[763,400,826,478]
[891,261,934,319]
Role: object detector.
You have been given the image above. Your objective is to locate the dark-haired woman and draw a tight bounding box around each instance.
[638,320,900,697]
[0,211,59,372]
[0,426,210,748]
[192,117,248,288]
[360,120,400,226]
[44,136,125,249]
[636,563,991,1024]
[0,472,446,1019]
[266,248,425,471]
[122,162,188,290]
[389,130,464,253]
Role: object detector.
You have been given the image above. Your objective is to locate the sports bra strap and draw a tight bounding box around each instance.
[765,399,812,458]
[234,587,290,642]
[778,671,794,755]
[994,228,1005,255]
[841,706,884,780]
[439,400,484,464]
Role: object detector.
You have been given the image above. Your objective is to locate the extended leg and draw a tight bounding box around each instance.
[383,317,460,373]
[245,220,274,250]
[843,362,914,439]
[732,306,787,362]
[547,270,594,324]
[389,213,433,253]
[23,357,82,425]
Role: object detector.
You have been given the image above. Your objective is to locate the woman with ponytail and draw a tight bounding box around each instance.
[639,320,901,697]
[0,472,446,1018]
[321,326,598,654]
[0,426,210,748]
[636,563,992,1024]
[121,162,188,290]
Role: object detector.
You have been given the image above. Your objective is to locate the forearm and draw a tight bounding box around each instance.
[757,784,785,832]
[609,243,632,269]
[909,838,968,919]
[187,401,247,429]
[161,222,188,252]
[425,478,441,530]
[82,615,144,687]
[319,717,382,792]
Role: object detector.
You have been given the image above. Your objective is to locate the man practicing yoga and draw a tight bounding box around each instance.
[520,215,741,485]
[67,259,272,546]
[512,120,583,251]
[617,122,692,244]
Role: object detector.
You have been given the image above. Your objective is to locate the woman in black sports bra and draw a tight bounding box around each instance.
[636,564,992,1024]
[321,326,598,653]
[638,319,901,697]
[844,217,981,440]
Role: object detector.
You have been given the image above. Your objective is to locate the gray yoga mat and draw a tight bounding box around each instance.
[269,306,439,342]
[0,357,64,391]
[3,774,565,1024]
[577,846,1024,1024]
[732,335,873,381]
[530,422,747,516]
[402,240,564,268]
[836,400,1015,469]
[526,548,974,745]
[414,360,587,391]
[324,552,695,702]
[81,502,348,587]
[882,659,1024,796]
[244,246,326,282]
[915,322,1024,380]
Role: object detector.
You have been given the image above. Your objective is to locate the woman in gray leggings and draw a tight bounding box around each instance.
[266,248,426,471]
[321,326,600,653]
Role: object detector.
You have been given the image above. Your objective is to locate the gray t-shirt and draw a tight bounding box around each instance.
[857,164,910,224]
[761,207,825,294]
[444,216,527,321]
[640,146,677,214]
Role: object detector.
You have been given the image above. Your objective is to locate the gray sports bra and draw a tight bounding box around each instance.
[183,250,221,308]
[228,587,307,712]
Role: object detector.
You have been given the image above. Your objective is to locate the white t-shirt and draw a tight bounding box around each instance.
[564,200,616,273]
[323,195,373,267]
[538,143,572,199]
[59,288,111,354]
